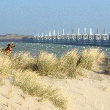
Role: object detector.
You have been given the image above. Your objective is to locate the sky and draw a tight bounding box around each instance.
[0,0,110,35]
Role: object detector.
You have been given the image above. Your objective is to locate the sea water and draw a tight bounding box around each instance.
[0,42,110,57]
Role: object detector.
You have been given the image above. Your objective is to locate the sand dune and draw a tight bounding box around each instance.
[0,78,60,110]
[0,69,110,110]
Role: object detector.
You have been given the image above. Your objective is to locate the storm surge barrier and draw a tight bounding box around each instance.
[33,28,110,47]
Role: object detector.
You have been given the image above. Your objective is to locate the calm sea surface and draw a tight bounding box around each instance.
[0,42,110,57]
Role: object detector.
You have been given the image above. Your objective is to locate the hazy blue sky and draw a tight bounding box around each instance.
[0,0,110,35]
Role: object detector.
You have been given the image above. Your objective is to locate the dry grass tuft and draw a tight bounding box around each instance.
[0,47,107,110]
[6,101,9,107]
[0,51,69,110]
[37,51,58,76]
[77,48,106,70]
[58,49,79,77]
[37,49,82,78]
[12,70,69,110]
[0,52,12,77]
[12,52,36,70]
[0,78,4,86]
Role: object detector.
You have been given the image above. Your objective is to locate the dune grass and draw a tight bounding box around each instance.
[58,49,79,77]
[37,51,58,76]
[36,48,106,77]
[11,52,36,70]
[0,47,107,110]
[12,70,68,110]
[106,58,110,75]
[0,78,4,86]
[0,52,13,77]
[77,48,106,70]
[0,51,69,110]
[37,49,81,77]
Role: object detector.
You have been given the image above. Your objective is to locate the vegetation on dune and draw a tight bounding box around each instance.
[0,52,12,76]
[12,52,36,70]
[0,47,108,110]
[0,47,106,77]
[37,51,58,76]
[106,59,110,75]
[58,49,79,77]
[36,48,106,77]
[78,48,106,70]
[0,78,4,86]
[0,51,69,110]
[12,70,68,110]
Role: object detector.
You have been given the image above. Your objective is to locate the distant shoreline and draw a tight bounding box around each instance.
[0,34,34,42]
[0,39,21,42]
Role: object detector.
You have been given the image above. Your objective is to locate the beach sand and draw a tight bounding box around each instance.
[0,69,110,110]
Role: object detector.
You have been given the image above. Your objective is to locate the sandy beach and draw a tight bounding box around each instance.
[0,68,110,110]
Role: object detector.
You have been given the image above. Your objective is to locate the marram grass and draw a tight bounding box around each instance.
[0,47,107,109]
[12,70,69,110]
[36,48,106,77]
[58,49,79,76]
[0,48,106,77]
[37,51,58,76]
[12,52,36,70]
[0,78,4,86]
[0,51,69,110]
[78,48,106,70]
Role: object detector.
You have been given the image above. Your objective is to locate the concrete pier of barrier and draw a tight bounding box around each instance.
[33,28,110,47]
